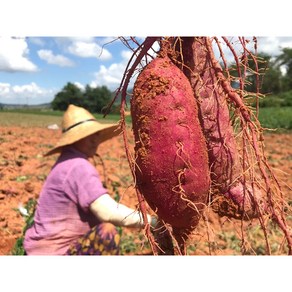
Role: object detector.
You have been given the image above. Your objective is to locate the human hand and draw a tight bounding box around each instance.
[151,219,174,255]
[150,216,158,228]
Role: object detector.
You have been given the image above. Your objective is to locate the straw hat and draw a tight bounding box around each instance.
[45,104,121,156]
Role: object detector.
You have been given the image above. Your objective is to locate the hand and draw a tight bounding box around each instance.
[150,216,158,228]
[151,219,175,255]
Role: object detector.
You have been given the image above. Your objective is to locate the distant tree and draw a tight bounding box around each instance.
[82,85,94,110]
[253,53,283,94]
[229,52,283,95]
[51,82,83,110]
[260,62,282,94]
[83,85,112,113]
[274,47,292,91]
[246,53,283,94]
[51,83,113,113]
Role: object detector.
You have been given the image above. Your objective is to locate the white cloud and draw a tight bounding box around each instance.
[0,82,10,95]
[257,36,292,56]
[67,40,112,60]
[53,37,113,60]
[74,82,85,91]
[90,43,160,91]
[55,37,96,46]
[0,82,57,104]
[213,37,292,62]
[90,50,132,90]
[37,49,75,67]
[211,36,292,66]
[99,37,120,46]
[121,50,132,60]
[0,37,37,72]
[28,37,45,46]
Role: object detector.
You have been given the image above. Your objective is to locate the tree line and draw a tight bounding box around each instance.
[51,83,120,114]
[234,47,292,95]
[229,47,292,107]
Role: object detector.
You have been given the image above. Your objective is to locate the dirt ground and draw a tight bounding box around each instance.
[0,125,291,255]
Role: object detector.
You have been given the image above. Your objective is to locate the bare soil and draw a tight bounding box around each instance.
[0,126,291,255]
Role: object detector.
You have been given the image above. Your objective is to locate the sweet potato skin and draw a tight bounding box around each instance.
[178,37,263,218]
[131,56,210,230]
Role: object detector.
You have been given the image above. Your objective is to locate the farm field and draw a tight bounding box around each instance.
[0,112,291,255]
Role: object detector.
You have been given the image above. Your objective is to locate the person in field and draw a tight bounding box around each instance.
[24,104,156,255]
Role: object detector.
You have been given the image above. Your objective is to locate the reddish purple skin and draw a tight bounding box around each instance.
[131,56,210,229]
[179,37,262,214]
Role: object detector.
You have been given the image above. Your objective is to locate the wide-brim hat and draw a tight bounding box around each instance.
[45,104,121,156]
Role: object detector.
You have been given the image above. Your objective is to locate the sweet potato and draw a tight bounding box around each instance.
[177,37,263,219]
[115,36,291,255]
[131,55,210,233]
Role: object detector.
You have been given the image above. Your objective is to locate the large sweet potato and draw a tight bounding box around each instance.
[131,55,210,232]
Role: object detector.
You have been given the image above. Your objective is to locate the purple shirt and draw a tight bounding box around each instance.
[24,146,108,255]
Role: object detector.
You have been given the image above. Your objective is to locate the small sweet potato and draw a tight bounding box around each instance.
[178,37,263,218]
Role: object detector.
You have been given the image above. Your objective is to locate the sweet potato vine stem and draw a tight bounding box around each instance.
[107,37,160,255]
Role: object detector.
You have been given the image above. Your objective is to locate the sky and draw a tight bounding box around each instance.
[1,1,292,105]
[1,36,292,105]
[0,36,136,105]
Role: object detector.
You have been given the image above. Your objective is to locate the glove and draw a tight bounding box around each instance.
[150,216,158,228]
[152,219,175,255]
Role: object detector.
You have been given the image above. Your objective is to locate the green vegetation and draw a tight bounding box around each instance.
[257,90,292,108]
[1,104,291,131]
[51,82,116,113]
[11,198,37,255]
[0,111,62,127]
[258,107,292,132]
[0,109,131,127]
[230,48,292,95]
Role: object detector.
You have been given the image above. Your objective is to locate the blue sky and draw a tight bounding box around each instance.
[0,37,136,104]
[0,36,292,105]
[1,1,292,105]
